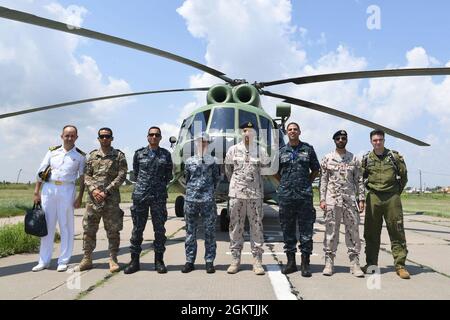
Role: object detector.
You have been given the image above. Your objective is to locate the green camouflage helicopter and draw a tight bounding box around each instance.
[2,6,450,231]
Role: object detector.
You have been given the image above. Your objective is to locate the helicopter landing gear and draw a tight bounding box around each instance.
[220,208,230,232]
[175,195,185,217]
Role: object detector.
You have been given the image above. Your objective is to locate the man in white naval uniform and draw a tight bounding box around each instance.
[32,125,86,272]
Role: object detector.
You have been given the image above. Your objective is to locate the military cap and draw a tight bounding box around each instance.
[333,130,348,140]
[194,131,211,142]
[240,121,255,129]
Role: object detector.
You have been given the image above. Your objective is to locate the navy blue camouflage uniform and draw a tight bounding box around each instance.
[130,146,173,255]
[184,154,220,263]
[277,142,320,255]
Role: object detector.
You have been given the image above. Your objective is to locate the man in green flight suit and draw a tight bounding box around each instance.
[361,129,410,279]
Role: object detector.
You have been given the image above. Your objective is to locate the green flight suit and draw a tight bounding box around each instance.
[361,148,408,269]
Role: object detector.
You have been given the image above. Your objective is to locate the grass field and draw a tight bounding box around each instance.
[0,184,449,218]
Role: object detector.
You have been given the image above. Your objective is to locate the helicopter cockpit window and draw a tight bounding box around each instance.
[178,115,193,144]
[209,107,235,133]
[189,110,211,138]
[259,116,274,154]
[239,110,259,138]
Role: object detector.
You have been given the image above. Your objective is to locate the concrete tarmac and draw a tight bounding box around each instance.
[0,203,449,300]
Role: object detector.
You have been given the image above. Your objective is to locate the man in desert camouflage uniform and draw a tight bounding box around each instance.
[319,130,365,277]
[225,121,270,276]
[182,132,220,274]
[77,128,127,273]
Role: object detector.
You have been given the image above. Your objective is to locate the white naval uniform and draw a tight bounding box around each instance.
[36,146,86,266]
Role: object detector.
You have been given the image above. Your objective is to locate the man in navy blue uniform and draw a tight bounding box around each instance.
[182,132,220,274]
[277,122,320,277]
[124,126,173,274]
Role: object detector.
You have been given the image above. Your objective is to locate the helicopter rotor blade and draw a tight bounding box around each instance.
[261,90,430,146]
[0,87,209,119]
[260,67,450,87]
[0,6,233,83]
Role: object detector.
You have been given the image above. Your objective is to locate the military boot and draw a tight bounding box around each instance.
[361,264,378,274]
[253,255,265,275]
[155,252,167,274]
[396,267,411,279]
[124,253,140,274]
[76,252,93,271]
[322,256,334,276]
[301,254,312,277]
[282,252,298,274]
[350,256,364,278]
[227,253,241,274]
[109,254,120,273]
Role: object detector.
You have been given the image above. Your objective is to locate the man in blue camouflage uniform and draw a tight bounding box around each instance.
[277,122,320,277]
[124,126,173,274]
[182,132,220,274]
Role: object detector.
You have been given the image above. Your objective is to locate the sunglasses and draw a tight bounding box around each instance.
[148,133,161,138]
[335,136,347,141]
[98,135,112,139]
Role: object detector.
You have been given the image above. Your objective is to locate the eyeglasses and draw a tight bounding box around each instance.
[98,135,112,139]
[335,136,347,141]
[148,133,161,138]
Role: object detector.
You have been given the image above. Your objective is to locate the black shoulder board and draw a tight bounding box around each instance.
[49,145,61,151]
[76,148,86,156]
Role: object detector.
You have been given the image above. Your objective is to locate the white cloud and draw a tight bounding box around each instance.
[0,0,132,181]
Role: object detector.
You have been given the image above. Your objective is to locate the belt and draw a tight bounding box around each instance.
[48,180,75,186]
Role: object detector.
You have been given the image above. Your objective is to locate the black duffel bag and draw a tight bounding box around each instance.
[24,203,48,237]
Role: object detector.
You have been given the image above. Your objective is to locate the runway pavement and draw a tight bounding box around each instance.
[0,203,449,300]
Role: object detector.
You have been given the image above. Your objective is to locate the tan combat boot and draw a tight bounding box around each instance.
[322,256,334,276]
[227,254,241,274]
[396,267,411,279]
[109,255,120,273]
[253,256,265,275]
[350,256,364,278]
[76,253,93,271]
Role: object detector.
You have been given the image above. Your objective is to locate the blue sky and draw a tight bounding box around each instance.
[1,0,450,189]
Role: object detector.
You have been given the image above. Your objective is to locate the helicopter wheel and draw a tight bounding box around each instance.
[220,208,229,232]
[175,196,185,218]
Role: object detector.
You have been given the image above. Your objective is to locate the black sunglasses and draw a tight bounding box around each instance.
[98,135,112,139]
[148,133,161,137]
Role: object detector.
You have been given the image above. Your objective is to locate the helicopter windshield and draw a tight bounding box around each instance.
[209,107,235,134]
[239,110,259,132]
[178,115,193,144]
[189,110,211,138]
[260,116,273,152]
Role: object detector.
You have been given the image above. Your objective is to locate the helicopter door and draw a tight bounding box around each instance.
[259,116,274,156]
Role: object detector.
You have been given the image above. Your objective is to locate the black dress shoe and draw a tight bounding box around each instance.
[205,262,215,274]
[181,262,195,273]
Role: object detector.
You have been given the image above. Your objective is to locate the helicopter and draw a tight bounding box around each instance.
[1,6,450,231]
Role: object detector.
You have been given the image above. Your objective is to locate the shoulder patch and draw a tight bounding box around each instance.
[49,145,61,151]
[76,148,86,156]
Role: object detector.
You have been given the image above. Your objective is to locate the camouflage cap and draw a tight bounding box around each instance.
[333,130,348,140]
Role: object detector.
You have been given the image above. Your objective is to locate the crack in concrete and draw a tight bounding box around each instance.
[73,226,185,300]
[265,243,302,300]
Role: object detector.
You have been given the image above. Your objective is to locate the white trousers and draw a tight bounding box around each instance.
[38,183,76,265]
